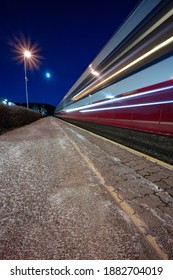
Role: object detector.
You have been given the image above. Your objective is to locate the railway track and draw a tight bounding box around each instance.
[60,118,173,165]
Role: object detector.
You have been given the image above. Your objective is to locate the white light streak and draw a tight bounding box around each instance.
[65,85,173,113]
[73,36,173,100]
[80,100,173,113]
[97,9,173,77]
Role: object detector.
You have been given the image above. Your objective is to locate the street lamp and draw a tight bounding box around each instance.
[9,35,42,107]
[24,50,31,109]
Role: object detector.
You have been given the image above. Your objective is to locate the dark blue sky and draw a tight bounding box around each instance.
[0,0,140,106]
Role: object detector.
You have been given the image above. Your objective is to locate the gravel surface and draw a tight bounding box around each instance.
[0,117,172,259]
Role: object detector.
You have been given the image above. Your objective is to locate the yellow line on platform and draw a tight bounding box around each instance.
[67,133,168,260]
[106,186,168,260]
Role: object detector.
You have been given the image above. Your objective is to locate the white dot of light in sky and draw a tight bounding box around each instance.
[45,72,51,79]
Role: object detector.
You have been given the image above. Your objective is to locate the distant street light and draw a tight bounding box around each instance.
[24,50,32,109]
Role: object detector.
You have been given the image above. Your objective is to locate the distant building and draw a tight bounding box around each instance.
[0,97,15,106]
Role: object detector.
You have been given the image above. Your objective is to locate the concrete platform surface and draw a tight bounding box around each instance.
[0,117,173,259]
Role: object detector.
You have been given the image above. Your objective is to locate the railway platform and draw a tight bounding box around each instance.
[0,117,173,259]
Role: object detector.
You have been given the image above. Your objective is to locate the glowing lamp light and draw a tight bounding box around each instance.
[89,64,100,76]
[91,70,100,76]
[24,50,31,58]
[107,95,114,99]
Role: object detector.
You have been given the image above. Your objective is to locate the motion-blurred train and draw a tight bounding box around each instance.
[55,0,173,137]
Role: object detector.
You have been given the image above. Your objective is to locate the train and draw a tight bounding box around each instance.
[55,0,173,137]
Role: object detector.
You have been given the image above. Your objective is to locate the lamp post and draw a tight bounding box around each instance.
[24,50,31,109]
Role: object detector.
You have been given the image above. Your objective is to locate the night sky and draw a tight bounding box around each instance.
[0,0,140,106]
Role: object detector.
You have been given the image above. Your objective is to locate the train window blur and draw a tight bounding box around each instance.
[55,0,173,136]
